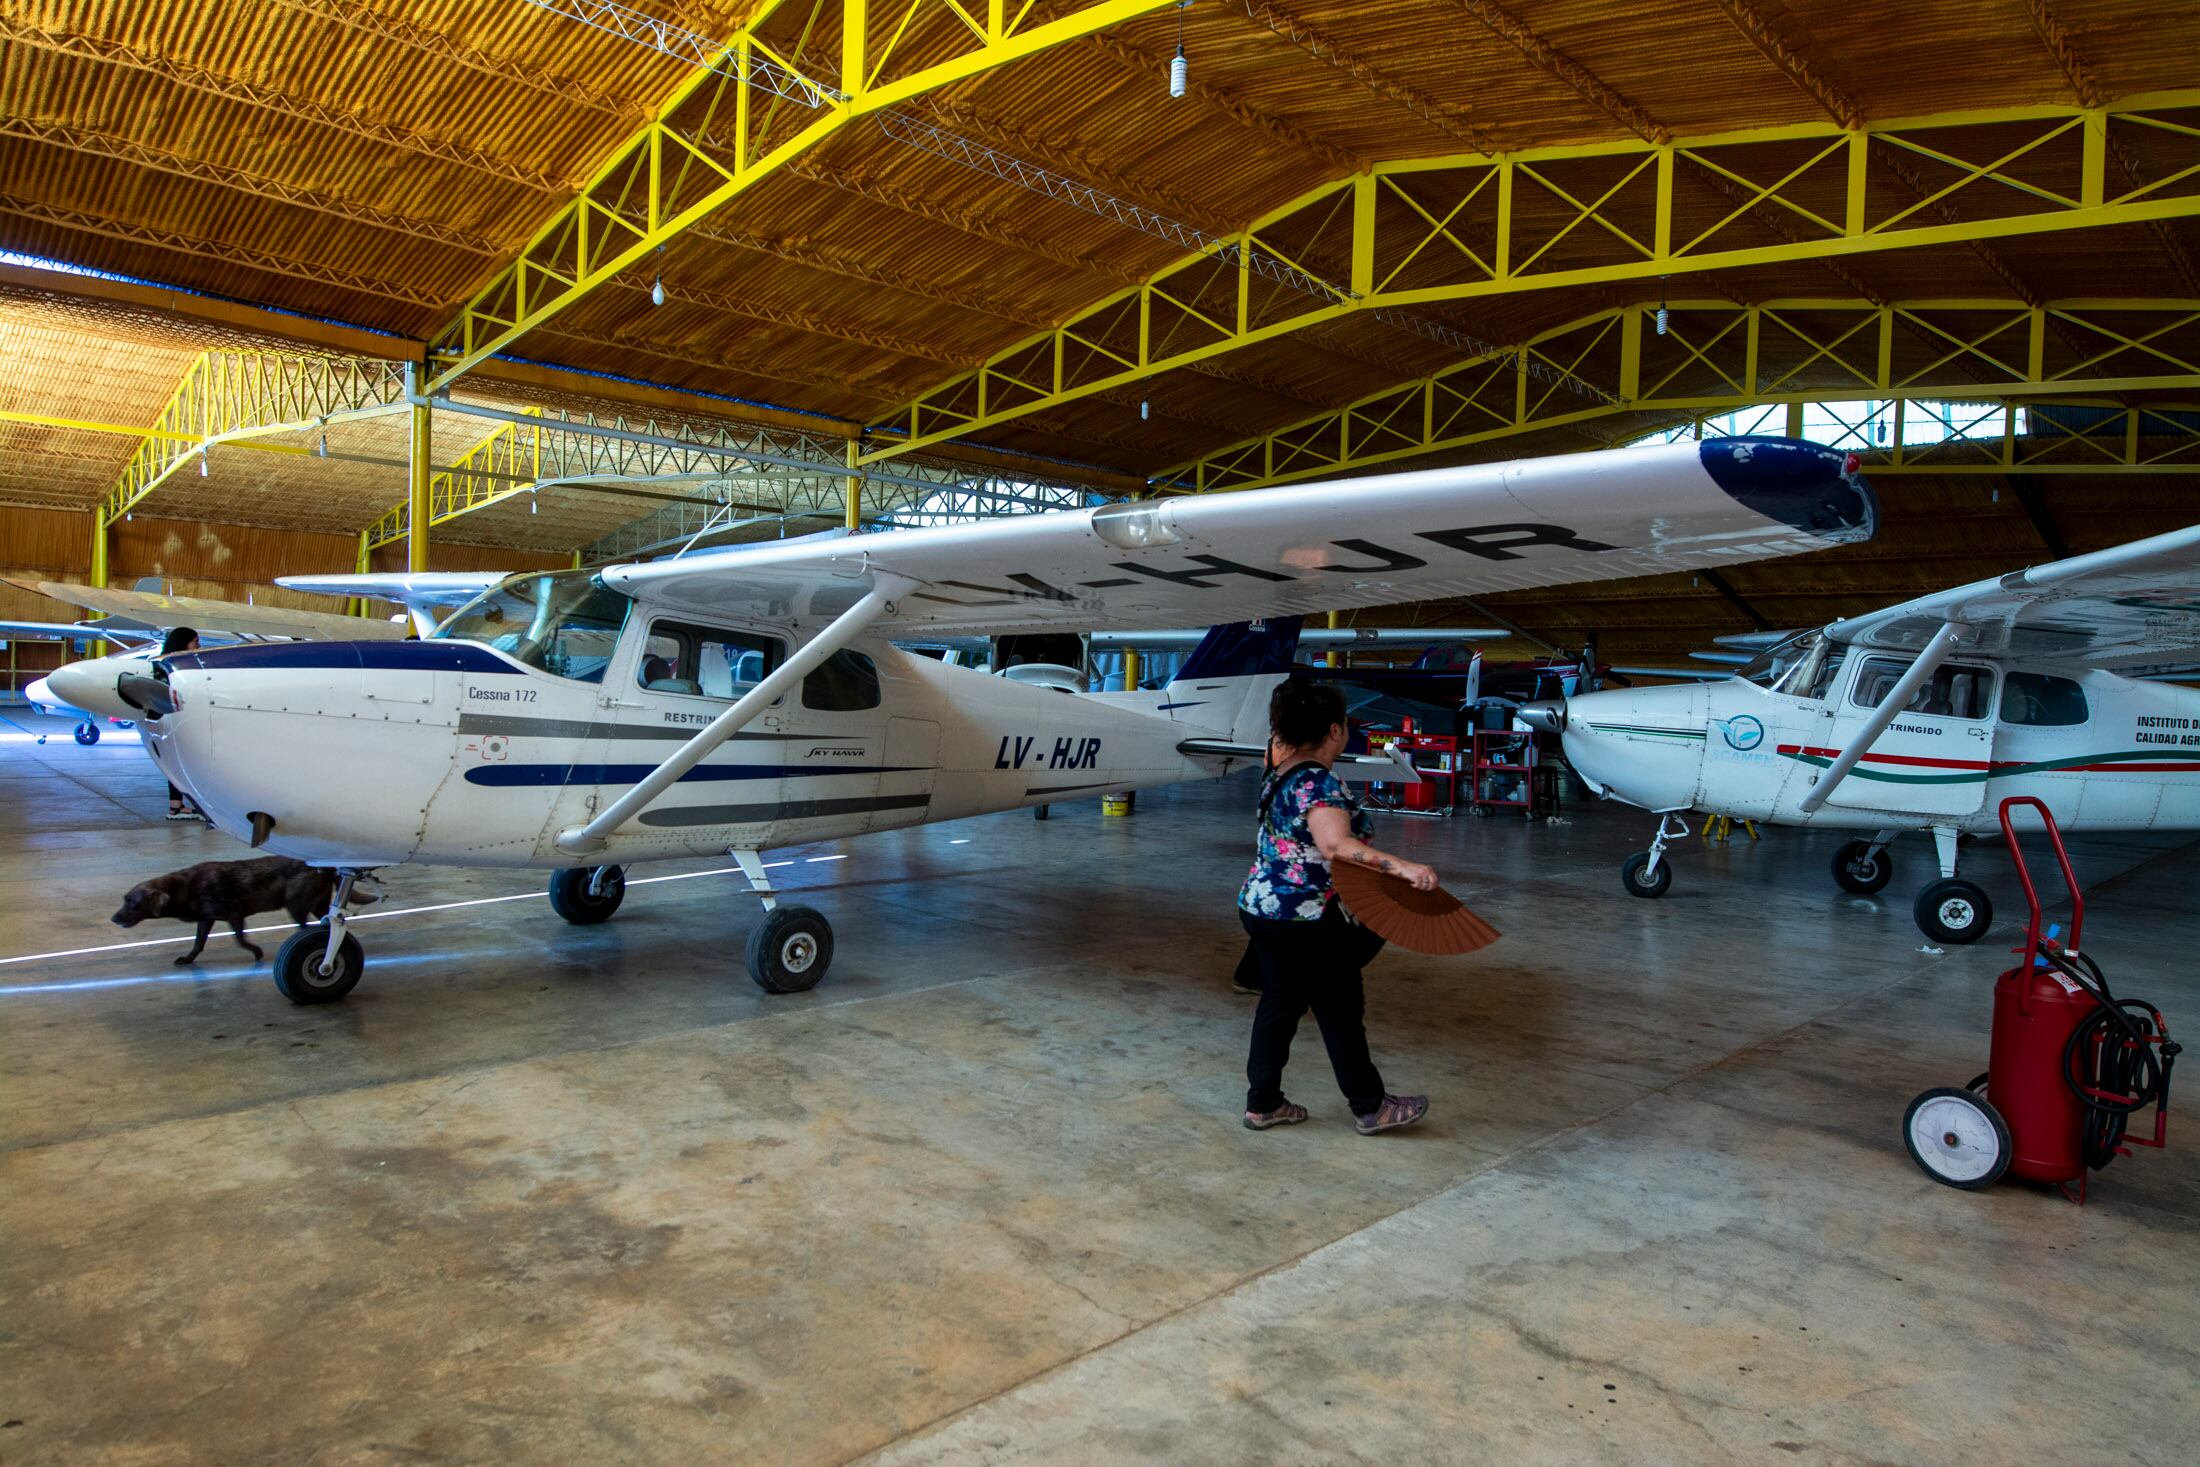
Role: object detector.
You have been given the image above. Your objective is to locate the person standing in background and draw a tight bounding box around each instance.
[159,626,204,823]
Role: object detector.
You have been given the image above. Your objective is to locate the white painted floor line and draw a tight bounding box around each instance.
[0,857,816,969]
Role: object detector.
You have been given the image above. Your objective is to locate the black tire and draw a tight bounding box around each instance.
[1033,804,1049,820]
[1832,839,1894,894]
[74,721,99,745]
[272,926,364,1004]
[745,904,833,994]
[548,865,625,924]
[1620,851,1672,899]
[1903,1086,2011,1189]
[1914,878,1992,945]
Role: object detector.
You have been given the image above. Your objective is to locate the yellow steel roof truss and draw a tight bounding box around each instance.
[867,92,2200,467]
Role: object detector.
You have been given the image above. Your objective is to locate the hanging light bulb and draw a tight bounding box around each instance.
[198,448,209,477]
[1655,302,1668,336]
[1140,399,1150,420]
[651,273,667,307]
[1169,1,1188,97]
[530,493,538,515]
[317,431,328,458]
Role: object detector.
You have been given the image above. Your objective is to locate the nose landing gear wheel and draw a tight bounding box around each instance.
[1913,878,1992,944]
[746,904,833,994]
[548,865,626,924]
[1831,839,1894,894]
[272,927,365,1004]
[1903,1086,2011,1188]
[1620,851,1672,899]
[74,720,99,745]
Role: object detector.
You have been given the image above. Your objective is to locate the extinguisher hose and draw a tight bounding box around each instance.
[2047,948,2179,1170]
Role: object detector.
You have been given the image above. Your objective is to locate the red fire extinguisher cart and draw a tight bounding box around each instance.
[1903,797,2179,1202]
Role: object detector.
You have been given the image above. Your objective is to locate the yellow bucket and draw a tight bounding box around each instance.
[1101,792,1135,817]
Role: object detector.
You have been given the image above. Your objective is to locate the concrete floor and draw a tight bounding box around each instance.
[2,710,2196,1466]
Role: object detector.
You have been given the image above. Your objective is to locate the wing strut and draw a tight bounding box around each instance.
[554,572,918,855]
[1797,623,1962,813]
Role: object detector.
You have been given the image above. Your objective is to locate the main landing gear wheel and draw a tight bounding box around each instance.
[1903,1086,2011,1189]
[272,927,364,1005]
[1832,839,1895,895]
[746,904,833,994]
[1620,851,1672,899]
[548,865,625,924]
[1914,878,1992,945]
[74,720,99,745]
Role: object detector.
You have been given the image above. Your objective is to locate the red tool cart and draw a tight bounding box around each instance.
[1365,728,1463,815]
[1470,730,1535,816]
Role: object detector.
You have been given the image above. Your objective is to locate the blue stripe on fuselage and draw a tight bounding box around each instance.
[178,640,522,675]
[464,762,921,787]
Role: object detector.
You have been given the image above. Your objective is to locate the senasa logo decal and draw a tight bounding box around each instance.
[1720,714,1765,751]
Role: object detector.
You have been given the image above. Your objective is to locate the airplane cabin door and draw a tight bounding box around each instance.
[1818,653,1998,816]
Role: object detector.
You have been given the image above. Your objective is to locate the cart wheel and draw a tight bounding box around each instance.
[1903,1086,2011,1189]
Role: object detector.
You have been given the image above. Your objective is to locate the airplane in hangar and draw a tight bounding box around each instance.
[123,437,1876,1004]
[1520,524,2200,945]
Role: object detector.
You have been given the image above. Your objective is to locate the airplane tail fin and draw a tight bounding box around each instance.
[1160,616,1302,743]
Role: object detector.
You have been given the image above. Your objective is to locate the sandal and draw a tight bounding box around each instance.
[1354,1094,1429,1135]
[1243,1100,1309,1131]
[165,808,200,822]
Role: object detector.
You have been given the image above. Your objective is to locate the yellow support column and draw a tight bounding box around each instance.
[1122,645,1140,693]
[88,512,110,654]
[406,393,432,574]
[844,439,863,531]
[352,529,371,618]
[1327,610,1341,668]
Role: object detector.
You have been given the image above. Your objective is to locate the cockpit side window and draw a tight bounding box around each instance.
[641,620,785,700]
[2001,671,2089,727]
[1849,656,1996,719]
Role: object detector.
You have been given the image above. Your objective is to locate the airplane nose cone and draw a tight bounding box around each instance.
[44,659,132,720]
[1517,700,1566,735]
[24,676,55,710]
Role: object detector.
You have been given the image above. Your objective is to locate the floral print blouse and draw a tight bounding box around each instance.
[1237,762,1372,921]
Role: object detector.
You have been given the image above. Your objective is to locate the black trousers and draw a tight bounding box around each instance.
[1240,904,1386,1117]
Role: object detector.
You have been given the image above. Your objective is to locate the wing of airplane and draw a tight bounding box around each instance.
[1826,524,2200,668]
[0,618,158,644]
[276,571,510,607]
[606,438,1874,635]
[5,579,411,643]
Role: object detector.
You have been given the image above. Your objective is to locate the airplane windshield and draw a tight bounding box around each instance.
[1760,631,1845,698]
[430,571,632,683]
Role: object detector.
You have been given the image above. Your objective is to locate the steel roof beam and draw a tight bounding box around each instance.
[424,0,1179,393]
[1151,298,2200,490]
[862,92,2200,466]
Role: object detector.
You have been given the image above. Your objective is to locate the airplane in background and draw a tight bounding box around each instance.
[1521,526,2200,944]
[126,437,1874,1004]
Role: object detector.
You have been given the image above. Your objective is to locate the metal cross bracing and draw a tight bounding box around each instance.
[1646,398,2200,478]
[582,464,1106,561]
[863,90,2200,466]
[362,406,864,551]
[1153,298,2200,490]
[424,0,1180,392]
[363,399,1109,555]
[94,351,412,536]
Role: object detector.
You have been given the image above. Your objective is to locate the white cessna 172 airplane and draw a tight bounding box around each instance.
[1522,525,2200,945]
[122,437,1873,1004]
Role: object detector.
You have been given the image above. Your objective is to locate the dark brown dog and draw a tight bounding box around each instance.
[111,857,374,966]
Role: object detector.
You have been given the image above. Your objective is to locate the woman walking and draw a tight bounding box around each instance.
[1238,679,1433,1136]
